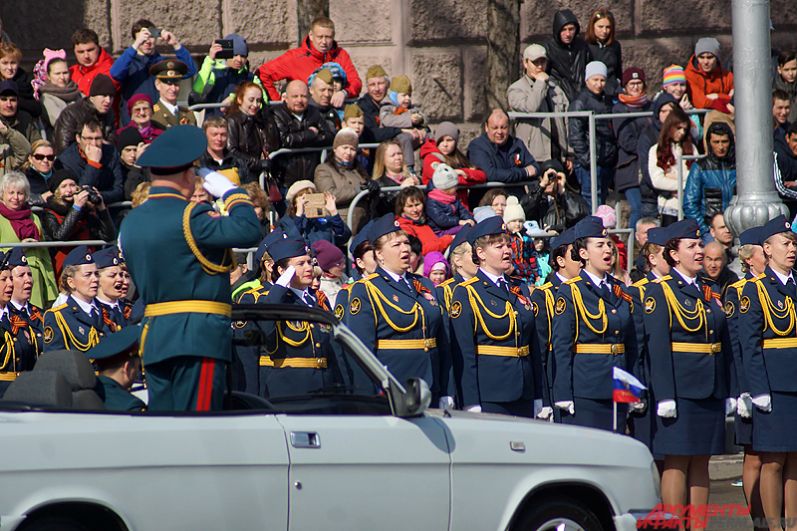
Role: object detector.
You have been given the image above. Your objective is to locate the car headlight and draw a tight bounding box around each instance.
[650,459,661,498]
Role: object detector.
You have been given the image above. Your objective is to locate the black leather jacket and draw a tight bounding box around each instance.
[269,104,335,188]
[226,108,275,176]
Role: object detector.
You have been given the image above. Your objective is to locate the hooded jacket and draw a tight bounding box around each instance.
[568,88,616,167]
[684,55,734,112]
[543,10,590,102]
[256,36,362,101]
[612,98,652,192]
[683,122,736,235]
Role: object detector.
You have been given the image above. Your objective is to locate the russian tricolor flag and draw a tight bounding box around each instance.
[612,367,646,404]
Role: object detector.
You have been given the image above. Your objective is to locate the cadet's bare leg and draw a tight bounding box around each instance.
[759,452,786,531]
[687,455,710,531]
[662,455,690,531]
[743,448,766,531]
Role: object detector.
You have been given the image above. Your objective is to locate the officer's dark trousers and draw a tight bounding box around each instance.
[146,356,226,411]
[482,399,533,418]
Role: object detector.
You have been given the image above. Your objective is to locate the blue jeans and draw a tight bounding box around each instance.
[576,164,613,211]
[624,187,642,230]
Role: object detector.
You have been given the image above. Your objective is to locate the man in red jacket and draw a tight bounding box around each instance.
[256,16,361,108]
[69,28,120,97]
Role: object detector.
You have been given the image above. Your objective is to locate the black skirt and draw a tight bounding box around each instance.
[561,397,627,433]
[653,397,724,456]
[752,391,797,452]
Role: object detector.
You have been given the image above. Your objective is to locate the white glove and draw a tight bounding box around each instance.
[533,399,543,417]
[737,393,753,419]
[466,405,482,413]
[439,396,454,410]
[725,397,737,416]
[752,394,772,412]
[657,399,677,418]
[555,400,575,415]
[536,406,553,420]
[275,265,296,288]
[630,400,647,413]
[198,167,237,198]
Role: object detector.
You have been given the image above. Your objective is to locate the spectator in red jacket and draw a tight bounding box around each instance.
[420,121,486,206]
[256,16,361,107]
[69,28,119,98]
[684,37,734,113]
[395,186,453,256]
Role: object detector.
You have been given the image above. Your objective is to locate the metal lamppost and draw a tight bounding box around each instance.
[724,0,788,235]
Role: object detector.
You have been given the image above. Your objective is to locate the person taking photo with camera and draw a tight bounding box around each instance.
[520,159,590,233]
[42,169,115,278]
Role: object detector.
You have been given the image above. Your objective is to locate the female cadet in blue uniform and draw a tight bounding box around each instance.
[93,247,133,332]
[739,216,797,526]
[333,223,377,321]
[725,225,765,529]
[434,226,475,409]
[531,227,579,422]
[627,226,671,456]
[258,238,337,399]
[0,250,38,395]
[43,245,112,353]
[7,247,45,356]
[643,218,731,518]
[551,216,637,432]
[449,216,542,417]
[345,214,450,407]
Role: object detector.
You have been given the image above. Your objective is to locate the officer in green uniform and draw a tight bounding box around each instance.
[149,59,197,130]
[120,125,261,411]
[85,325,146,412]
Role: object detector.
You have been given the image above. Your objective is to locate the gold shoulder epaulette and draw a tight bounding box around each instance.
[461,277,479,286]
[538,282,553,290]
[653,275,672,284]
[362,273,379,281]
[439,278,456,287]
[631,278,650,288]
[47,303,67,313]
[730,278,748,289]
[755,272,767,280]
[563,276,581,285]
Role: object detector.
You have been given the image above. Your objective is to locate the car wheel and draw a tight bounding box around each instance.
[513,498,604,531]
[20,516,92,531]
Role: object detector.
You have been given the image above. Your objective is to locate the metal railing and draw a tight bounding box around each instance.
[509,108,708,215]
[261,143,379,190]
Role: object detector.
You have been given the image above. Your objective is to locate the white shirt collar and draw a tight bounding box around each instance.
[771,267,795,286]
[71,295,97,316]
[479,267,506,287]
[555,272,568,283]
[289,287,311,304]
[673,267,697,285]
[0,306,8,321]
[9,299,26,312]
[582,268,608,288]
[159,99,179,115]
[383,268,407,285]
[96,295,119,309]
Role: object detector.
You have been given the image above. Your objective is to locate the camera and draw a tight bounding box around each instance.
[147,27,162,39]
[81,185,102,204]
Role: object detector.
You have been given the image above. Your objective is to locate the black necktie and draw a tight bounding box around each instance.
[599,282,612,301]
[302,292,315,307]
[20,306,27,318]
[498,278,510,293]
[787,278,796,299]
[90,307,100,325]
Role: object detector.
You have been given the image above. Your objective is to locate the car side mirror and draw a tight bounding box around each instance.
[391,377,431,417]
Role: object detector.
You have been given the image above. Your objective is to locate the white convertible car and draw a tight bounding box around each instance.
[0,305,667,531]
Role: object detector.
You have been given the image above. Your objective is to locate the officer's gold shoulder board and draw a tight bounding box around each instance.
[363,273,379,281]
[538,282,552,291]
[631,278,649,288]
[555,297,567,315]
[652,275,672,284]
[740,296,751,313]
[334,304,344,320]
[440,278,455,287]
[43,326,54,344]
[349,297,362,315]
[724,300,735,318]
[461,277,479,286]
[450,301,462,319]
[644,296,656,314]
[564,276,581,285]
[730,278,747,290]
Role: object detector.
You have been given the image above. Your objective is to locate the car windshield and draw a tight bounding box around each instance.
[230,306,392,415]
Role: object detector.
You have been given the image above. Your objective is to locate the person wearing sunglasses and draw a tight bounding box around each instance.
[149,59,196,130]
[23,139,57,207]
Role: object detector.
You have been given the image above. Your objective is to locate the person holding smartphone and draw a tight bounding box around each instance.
[109,18,197,124]
[191,34,257,116]
[520,159,589,234]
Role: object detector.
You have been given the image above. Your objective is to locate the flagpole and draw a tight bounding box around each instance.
[613,401,617,432]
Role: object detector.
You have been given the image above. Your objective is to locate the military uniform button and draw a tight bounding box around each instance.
[614,330,620,335]
[709,330,714,335]
[611,309,617,314]
[315,343,321,348]
[706,309,712,314]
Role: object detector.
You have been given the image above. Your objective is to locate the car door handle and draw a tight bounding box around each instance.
[290,431,321,449]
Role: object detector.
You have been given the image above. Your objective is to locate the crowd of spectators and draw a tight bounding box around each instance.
[0,7,793,303]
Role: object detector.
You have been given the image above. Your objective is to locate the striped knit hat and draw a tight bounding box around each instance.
[662,64,686,87]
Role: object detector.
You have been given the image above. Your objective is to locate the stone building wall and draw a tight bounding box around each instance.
[3,0,797,145]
